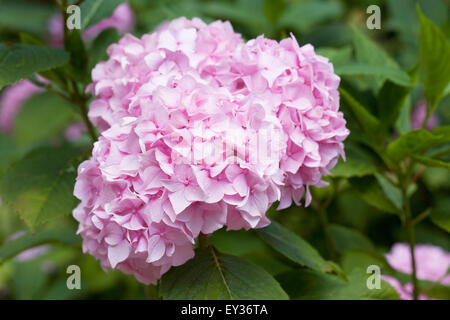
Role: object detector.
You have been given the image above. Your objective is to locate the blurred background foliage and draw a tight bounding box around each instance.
[0,0,448,300]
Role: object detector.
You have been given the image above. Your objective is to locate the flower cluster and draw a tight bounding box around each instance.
[73,17,349,284]
[383,243,450,300]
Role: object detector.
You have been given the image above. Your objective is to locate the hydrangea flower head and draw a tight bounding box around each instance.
[74,17,349,284]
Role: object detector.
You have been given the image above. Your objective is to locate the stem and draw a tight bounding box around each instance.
[318,206,338,262]
[401,185,419,300]
[198,233,210,249]
[76,98,98,142]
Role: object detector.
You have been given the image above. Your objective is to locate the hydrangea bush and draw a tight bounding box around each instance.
[0,0,448,300]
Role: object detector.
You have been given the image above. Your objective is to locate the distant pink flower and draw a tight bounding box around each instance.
[65,122,87,141]
[74,17,349,284]
[48,3,135,46]
[383,243,450,299]
[0,80,43,132]
[7,231,50,262]
[411,100,438,130]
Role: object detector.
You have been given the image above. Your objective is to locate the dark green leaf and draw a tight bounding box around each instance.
[418,6,450,111]
[377,81,412,130]
[88,28,120,71]
[257,221,342,275]
[0,146,82,231]
[331,144,377,178]
[431,198,450,233]
[0,44,69,90]
[339,87,386,150]
[277,269,399,300]
[160,247,288,300]
[349,176,401,214]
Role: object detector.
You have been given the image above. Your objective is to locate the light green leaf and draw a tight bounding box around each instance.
[413,155,450,170]
[0,146,82,231]
[257,221,342,276]
[201,2,265,35]
[352,28,405,91]
[80,0,124,30]
[315,46,352,67]
[14,92,78,146]
[418,6,450,111]
[0,228,81,264]
[0,44,69,90]
[335,64,411,87]
[279,1,343,33]
[160,247,288,300]
[328,224,375,254]
[386,129,445,163]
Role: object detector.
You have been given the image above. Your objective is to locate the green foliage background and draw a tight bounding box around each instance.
[0,0,448,300]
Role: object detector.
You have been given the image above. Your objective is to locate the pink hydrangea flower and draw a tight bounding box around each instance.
[74,17,349,284]
[0,80,43,132]
[48,3,135,47]
[411,100,438,130]
[383,243,450,300]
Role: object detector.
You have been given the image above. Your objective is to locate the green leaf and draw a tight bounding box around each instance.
[0,146,82,231]
[328,224,375,254]
[331,144,377,178]
[413,155,450,170]
[0,44,69,90]
[201,2,266,35]
[339,87,386,149]
[352,28,406,92]
[340,249,393,275]
[0,0,54,35]
[14,92,78,146]
[335,64,411,87]
[0,228,81,264]
[277,269,399,300]
[315,46,352,68]
[88,28,121,71]
[256,221,342,275]
[349,176,401,214]
[80,0,124,30]
[431,198,450,233]
[64,29,88,82]
[418,6,450,111]
[160,247,288,300]
[377,81,412,130]
[279,1,343,33]
[386,129,445,163]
